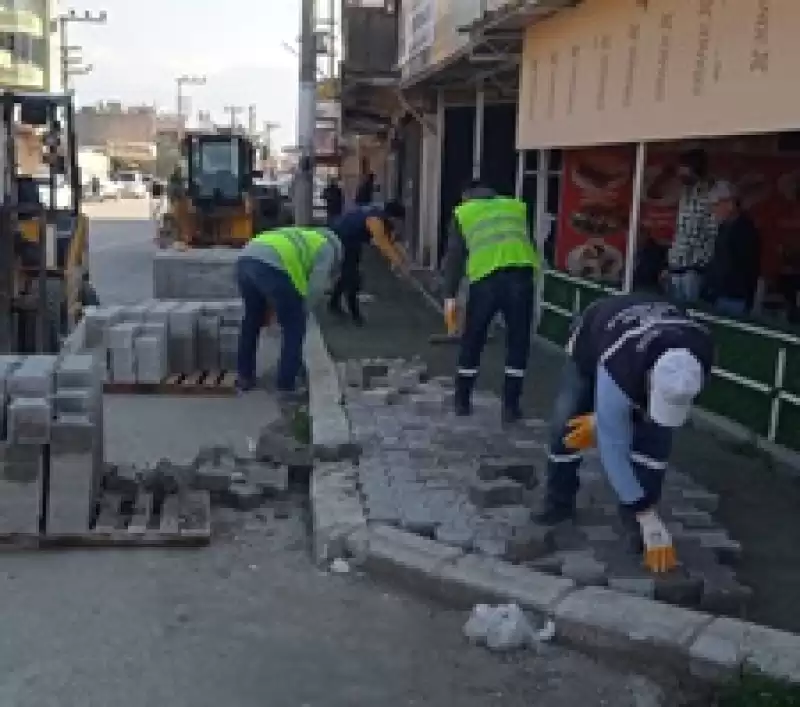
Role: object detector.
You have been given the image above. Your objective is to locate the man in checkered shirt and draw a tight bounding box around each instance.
[667,149,717,303]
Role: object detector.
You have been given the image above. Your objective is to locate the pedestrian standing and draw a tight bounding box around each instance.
[441,182,540,423]
[536,293,714,573]
[235,225,341,394]
[666,149,717,303]
[322,177,344,226]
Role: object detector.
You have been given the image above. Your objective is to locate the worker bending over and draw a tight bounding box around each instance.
[236,225,341,393]
[441,182,540,423]
[328,201,408,325]
[536,293,714,573]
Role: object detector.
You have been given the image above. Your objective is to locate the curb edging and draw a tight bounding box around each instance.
[307,310,800,690]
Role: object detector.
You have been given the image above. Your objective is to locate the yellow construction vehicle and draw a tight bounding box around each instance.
[0,91,95,354]
[157,131,257,248]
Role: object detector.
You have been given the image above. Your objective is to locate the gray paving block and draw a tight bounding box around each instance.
[608,575,656,598]
[47,433,95,534]
[669,507,714,528]
[0,463,42,534]
[8,356,56,399]
[698,566,753,616]
[196,462,237,493]
[110,345,136,383]
[561,554,608,586]
[692,530,742,565]
[434,522,474,550]
[119,303,151,322]
[679,488,719,512]
[108,322,141,349]
[82,305,123,349]
[50,414,96,452]
[56,354,99,390]
[196,315,220,371]
[7,397,51,445]
[223,482,265,511]
[54,389,93,416]
[468,479,524,508]
[654,570,704,608]
[219,326,239,372]
[506,524,554,562]
[134,334,168,384]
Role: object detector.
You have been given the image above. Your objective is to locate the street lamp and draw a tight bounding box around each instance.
[57,9,107,92]
[175,75,206,139]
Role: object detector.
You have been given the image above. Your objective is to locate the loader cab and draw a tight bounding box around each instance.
[185,133,253,206]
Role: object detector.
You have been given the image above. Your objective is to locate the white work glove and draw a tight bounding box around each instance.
[636,509,677,574]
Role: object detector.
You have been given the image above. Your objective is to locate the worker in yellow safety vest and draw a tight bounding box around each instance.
[441,181,540,422]
[236,225,341,393]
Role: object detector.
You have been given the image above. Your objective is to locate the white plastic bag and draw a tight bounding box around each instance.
[463,604,494,645]
[485,604,535,652]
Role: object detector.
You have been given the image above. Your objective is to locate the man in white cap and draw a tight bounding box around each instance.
[535,293,714,573]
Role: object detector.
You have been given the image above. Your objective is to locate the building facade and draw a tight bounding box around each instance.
[0,0,53,90]
[343,0,800,460]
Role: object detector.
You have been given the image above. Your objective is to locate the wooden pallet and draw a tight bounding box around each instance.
[104,371,237,396]
[0,490,211,550]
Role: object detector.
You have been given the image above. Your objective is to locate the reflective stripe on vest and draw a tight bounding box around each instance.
[454,197,539,284]
[252,227,327,296]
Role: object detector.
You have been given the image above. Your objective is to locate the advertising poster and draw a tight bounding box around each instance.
[558,141,800,284]
[556,146,635,284]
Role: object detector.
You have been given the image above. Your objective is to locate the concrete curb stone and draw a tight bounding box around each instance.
[310,310,800,690]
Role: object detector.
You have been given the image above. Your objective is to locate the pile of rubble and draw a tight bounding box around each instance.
[103,420,310,511]
[0,353,103,535]
[339,357,752,617]
[82,300,244,383]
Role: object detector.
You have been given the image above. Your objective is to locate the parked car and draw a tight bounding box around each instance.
[115,171,148,199]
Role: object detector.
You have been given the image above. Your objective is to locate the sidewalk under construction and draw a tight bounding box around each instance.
[317,248,800,636]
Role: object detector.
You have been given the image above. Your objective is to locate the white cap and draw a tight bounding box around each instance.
[648,349,704,427]
[709,180,737,203]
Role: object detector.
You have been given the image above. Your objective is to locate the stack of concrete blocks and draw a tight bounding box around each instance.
[82,300,244,384]
[153,248,240,301]
[0,356,42,534]
[49,354,105,534]
[0,354,104,536]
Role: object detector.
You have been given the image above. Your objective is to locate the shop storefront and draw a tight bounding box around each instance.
[515,0,800,455]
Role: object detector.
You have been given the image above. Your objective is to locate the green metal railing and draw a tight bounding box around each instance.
[539,269,800,453]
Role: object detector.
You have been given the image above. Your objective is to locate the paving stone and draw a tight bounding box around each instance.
[195,462,237,492]
[697,566,753,617]
[241,462,289,495]
[561,554,608,586]
[7,397,51,445]
[7,356,56,398]
[365,500,402,526]
[472,533,508,558]
[360,388,399,406]
[582,525,620,543]
[679,488,719,512]
[505,523,554,563]
[134,334,168,384]
[653,569,704,608]
[692,530,742,565]
[527,553,564,574]
[0,447,42,534]
[408,393,446,414]
[477,458,537,487]
[223,482,265,511]
[400,505,439,537]
[434,522,474,550]
[55,354,98,389]
[468,479,523,508]
[669,507,714,528]
[608,575,656,598]
[361,361,388,388]
[53,389,93,416]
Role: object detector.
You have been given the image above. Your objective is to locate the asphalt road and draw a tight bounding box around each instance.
[0,201,689,707]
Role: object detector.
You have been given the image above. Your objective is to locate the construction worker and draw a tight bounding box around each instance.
[535,293,714,573]
[327,200,408,325]
[441,182,540,422]
[235,225,342,394]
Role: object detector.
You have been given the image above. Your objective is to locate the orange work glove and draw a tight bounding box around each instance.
[563,414,596,451]
[443,298,458,336]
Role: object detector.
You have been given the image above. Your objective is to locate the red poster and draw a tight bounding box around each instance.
[558,141,800,285]
[556,146,635,284]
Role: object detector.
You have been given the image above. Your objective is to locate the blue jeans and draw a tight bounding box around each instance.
[714,297,747,317]
[669,270,702,303]
[545,359,672,518]
[236,256,306,391]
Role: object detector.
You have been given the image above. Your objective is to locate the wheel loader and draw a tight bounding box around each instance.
[0,91,96,355]
[157,131,291,249]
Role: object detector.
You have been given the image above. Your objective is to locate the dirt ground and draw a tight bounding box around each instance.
[318,249,800,635]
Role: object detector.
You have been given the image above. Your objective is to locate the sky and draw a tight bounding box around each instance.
[68,0,302,149]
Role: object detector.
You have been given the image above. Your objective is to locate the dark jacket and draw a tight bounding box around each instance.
[354,175,375,205]
[571,293,714,409]
[322,183,343,218]
[705,212,761,304]
[331,206,384,256]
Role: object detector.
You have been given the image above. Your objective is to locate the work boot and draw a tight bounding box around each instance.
[502,374,524,424]
[454,374,475,416]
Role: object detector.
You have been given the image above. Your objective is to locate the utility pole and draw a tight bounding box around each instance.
[57,9,107,92]
[224,105,243,130]
[295,0,316,225]
[247,105,257,138]
[176,74,206,140]
[262,121,279,157]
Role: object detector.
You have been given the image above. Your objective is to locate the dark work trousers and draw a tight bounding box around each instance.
[328,246,362,322]
[544,358,672,529]
[236,256,306,391]
[456,266,535,413]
